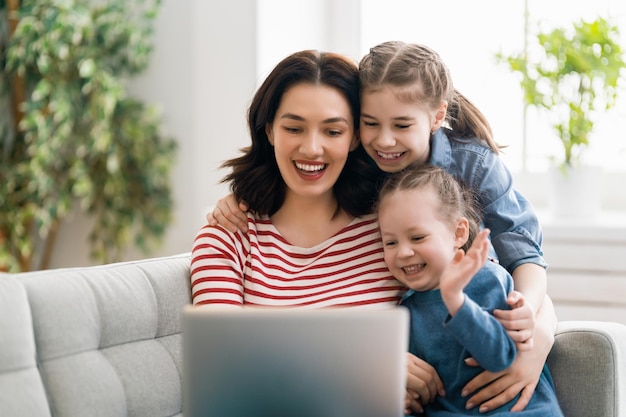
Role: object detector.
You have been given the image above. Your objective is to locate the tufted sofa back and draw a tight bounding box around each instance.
[0,253,191,417]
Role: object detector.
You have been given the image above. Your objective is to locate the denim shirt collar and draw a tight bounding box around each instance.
[429,128,453,169]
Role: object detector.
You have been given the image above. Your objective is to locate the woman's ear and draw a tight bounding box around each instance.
[432,101,448,132]
[265,123,274,146]
[454,217,470,248]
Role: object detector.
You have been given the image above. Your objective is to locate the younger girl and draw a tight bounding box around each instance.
[206,42,556,413]
[377,163,563,417]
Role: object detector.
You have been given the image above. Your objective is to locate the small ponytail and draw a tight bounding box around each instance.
[447,89,502,153]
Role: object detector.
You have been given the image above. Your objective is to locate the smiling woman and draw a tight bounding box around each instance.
[190,49,404,308]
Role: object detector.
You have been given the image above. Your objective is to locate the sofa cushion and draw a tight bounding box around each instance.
[548,320,626,417]
[0,276,52,417]
[2,253,190,417]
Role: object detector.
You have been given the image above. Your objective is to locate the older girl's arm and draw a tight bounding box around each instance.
[461,295,557,412]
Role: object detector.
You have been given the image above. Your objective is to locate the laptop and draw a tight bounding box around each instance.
[182,306,409,417]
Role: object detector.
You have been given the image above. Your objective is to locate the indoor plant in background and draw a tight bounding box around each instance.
[497,16,625,219]
[0,0,177,272]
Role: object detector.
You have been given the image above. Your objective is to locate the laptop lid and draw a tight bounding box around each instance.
[182,306,408,417]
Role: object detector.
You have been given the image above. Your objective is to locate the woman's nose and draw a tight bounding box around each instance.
[300,132,323,156]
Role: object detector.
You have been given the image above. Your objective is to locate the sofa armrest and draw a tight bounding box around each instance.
[547,320,626,417]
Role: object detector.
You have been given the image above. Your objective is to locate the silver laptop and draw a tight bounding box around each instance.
[182,306,409,417]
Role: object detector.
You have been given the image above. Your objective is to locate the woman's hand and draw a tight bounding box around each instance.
[404,352,445,414]
[462,344,544,412]
[494,291,535,351]
[206,194,249,233]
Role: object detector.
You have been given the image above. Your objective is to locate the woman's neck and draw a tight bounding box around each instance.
[270,193,353,248]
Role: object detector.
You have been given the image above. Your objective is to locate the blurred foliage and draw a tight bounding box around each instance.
[0,0,177,271]
[496,16,626,171]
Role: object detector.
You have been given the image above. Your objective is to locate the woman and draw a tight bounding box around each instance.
[191,50,404,308]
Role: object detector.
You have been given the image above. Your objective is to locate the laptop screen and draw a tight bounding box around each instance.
[183,306,408,417]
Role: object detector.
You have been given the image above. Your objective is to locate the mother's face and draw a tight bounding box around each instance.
[265,83,358,202]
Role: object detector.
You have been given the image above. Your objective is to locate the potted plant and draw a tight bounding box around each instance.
[496,16,625,218]
[0,0,177,271]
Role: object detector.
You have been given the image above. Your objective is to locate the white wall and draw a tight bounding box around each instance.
[52,0,258,267]
[50,0,354,268]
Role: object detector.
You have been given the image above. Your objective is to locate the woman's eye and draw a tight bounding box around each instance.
[327,129,343,137]
[284,126,301,134]
[396,124,411,129]
[362,121,378,127]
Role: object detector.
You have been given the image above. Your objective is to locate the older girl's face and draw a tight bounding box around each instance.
[360,87,446,173]
[266,83,357,202]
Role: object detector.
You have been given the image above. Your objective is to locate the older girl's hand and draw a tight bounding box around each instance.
[206,193,249,233]
[494,290,535,351]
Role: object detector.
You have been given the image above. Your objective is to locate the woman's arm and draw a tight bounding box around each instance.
[462,295,557,412]
[191,223,247,306]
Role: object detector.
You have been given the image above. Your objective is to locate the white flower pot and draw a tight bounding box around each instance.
[548,165,603,220]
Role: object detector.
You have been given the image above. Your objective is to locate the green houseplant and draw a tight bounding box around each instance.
[0,0,177,272]
[497,16,625,173]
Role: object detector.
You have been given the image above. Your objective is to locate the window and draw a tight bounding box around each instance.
[360,0,626,174]
[360,0,626,211]
[257,0,626,210]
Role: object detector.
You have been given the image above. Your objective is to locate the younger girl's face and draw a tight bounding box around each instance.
[360,87,446,173]
[378,186,465,291]
[266,83,357,203]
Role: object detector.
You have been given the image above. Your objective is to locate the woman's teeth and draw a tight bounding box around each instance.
[295,162,326,172]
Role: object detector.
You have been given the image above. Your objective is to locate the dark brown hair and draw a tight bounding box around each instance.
[220,50,381,216]
[376,164,482,252]
[359,41,502,153]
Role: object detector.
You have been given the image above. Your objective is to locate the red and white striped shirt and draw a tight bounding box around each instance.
[191,212,405,309]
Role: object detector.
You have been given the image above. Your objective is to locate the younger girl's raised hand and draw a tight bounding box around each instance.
[439,229,490,316]
[206,193,249,233]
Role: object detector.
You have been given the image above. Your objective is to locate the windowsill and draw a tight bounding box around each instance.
[537,210,626,242]
[513,171,626,235]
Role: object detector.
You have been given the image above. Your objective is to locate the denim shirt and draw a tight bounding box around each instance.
[429,128,547,273]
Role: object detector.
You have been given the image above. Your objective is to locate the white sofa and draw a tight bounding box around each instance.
[0,253,624,417]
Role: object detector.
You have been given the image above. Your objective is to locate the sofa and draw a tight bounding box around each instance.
[0,253,624,417]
